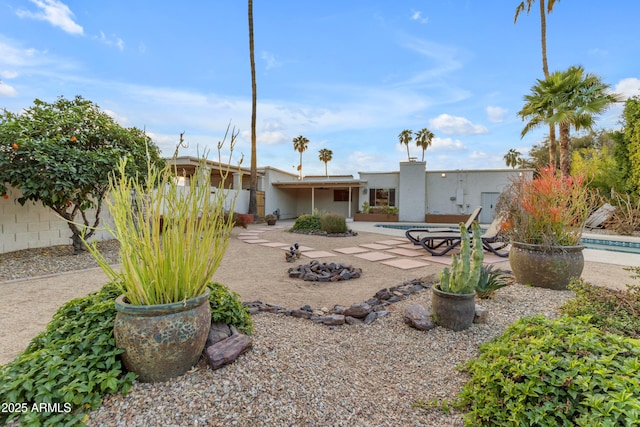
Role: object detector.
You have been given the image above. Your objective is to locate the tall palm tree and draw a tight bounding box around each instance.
[247,0,258,217]
[318,148,333,177]
[552,66,620,176]
[414,128,434,162]
[504,148,522,168]
[514,0,559,170]
[519,66,619,177]
[292,135,309,179]
[398,129,413,161]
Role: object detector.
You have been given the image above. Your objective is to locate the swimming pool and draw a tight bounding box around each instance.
[375,224,640,254]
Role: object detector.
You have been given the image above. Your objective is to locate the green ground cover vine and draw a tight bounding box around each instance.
[0,280,253,426]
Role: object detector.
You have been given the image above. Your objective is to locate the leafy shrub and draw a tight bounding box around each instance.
[561,278,640,338]
[225,212,253,229]
[0,281,254,425]
[475,265,511,299]
[456,315,640,426]
[291,213,321,231]
[0,282,136,426]
[371,205,398,214]
[320,213,348,233]
[360,201,371,214]
[208,282,253,335]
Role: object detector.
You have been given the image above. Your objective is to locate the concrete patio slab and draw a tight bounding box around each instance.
[260,242,291,248]
[354,252,396,261]
[385,248,425,257]
[359,243,392,250]
[334,247,371,254]
[380,259,431,269]
[375,239,407,246]
[301,251,336,258]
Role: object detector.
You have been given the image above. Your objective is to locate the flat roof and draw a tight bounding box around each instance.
[272,178,365,189]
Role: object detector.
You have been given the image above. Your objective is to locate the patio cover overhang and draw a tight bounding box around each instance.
[272,178,366,217]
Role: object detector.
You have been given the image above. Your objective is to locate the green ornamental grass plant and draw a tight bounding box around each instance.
[85,141,238,306]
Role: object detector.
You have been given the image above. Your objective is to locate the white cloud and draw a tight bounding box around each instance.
[411,10,429,24]
[0,81,18,97]
[486,106,507,123]
[431,137,465,151]
[261,51,282,70]
[615,77,640,99]
[1,70,19,79]
[397,36,465,86]
[97,32,125,51]
[429,114,488,135]
[103,109,129,125]
[16,0,83,35]
[0,40,41,67]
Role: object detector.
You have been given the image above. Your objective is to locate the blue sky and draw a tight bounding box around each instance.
[1,1,639,177]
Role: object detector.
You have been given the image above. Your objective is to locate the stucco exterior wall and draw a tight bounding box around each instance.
[357,171,399,211]
[263,167,299,219]
[426,169,530,221]
[399,161,426,222]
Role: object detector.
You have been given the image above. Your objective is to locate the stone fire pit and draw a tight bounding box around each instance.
[288,260,362,282]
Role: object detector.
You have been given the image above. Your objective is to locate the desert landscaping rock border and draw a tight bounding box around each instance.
[244,273,439,326]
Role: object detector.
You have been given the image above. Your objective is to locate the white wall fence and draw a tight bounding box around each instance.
[0,186,250,254]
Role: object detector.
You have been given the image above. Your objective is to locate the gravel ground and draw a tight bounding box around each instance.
[0,240,121,282]
[1,238,574,426]
[85,284,571,426]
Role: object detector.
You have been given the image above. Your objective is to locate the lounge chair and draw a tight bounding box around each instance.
[479,215,510,257]
[405,206,482,245]
[419,216,509,257]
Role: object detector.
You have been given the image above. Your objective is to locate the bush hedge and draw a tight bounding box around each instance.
[456,315,640,426]
[561,278,640,338]
[320,213,348,234]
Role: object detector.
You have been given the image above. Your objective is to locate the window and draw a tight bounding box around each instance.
[369,188,395,207]
[333,189,351,202]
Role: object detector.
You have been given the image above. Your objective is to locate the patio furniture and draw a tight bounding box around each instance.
[405,206,482,245]
[419,216,509,257]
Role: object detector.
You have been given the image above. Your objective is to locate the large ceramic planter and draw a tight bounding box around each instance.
[114,289,211,383]
[431,286,476,331]
[509,242,584,290]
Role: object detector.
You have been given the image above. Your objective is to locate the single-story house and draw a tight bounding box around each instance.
[0,157,531,254]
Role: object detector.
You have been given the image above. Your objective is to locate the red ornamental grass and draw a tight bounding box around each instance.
[504,167,593,247]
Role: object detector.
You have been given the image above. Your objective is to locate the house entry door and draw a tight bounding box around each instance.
[480,192,500,223]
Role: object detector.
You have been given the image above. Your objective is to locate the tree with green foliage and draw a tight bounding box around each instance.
[519,66,619,177]
[622,96,640,194]
[571,129,626,196]
[0,96,163,253]
[414,127,434,162]
[398,129,413,161]
[318,148,333,177]
[503,148,522,168]
[514,0,559,170]
[292,135,309,179]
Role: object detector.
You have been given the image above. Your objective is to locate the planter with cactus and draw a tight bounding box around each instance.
[432,222,483,331]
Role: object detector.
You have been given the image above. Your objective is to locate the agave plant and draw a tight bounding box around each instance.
[476,265,511,299]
